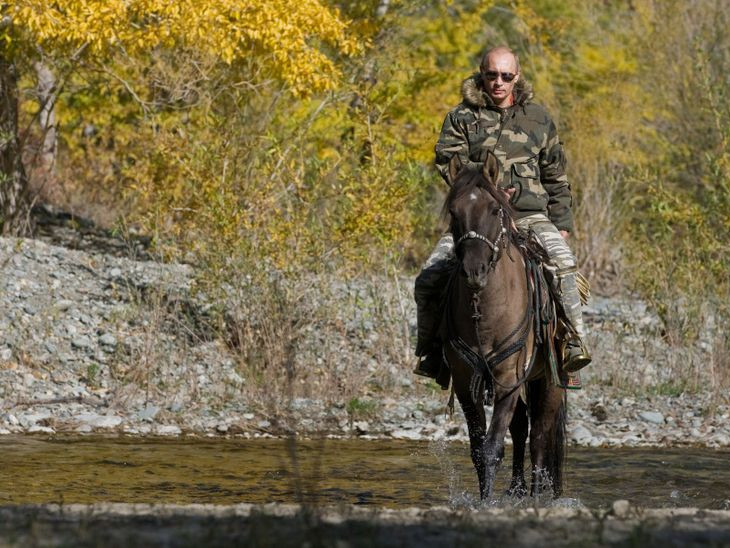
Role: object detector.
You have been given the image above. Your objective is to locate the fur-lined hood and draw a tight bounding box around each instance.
[461,72,534,109]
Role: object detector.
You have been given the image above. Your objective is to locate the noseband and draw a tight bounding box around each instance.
[455,206,508,270]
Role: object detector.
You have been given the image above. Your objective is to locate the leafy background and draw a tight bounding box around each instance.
[4,0,730,392]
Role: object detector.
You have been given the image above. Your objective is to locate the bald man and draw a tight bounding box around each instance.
[414,46,590,388]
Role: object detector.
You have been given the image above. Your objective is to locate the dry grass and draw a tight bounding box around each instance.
[219,262,419,420]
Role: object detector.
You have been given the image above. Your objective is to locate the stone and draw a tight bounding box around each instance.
[27,425,55,434]
[56,299,74,311]
[137,404,160,421]
[639,411,664,424]
[590,402,608,422]
[446,425,461,436]
[71,336,93,350]
[612,499,630,518]
[155,424,182,435]
[569,424,593,444]
[75,413,123,429]
[391,429,421,440]
[710,433,730,447]
[18,412,51,428]
[353,421,369,434]
[99,333,117,347]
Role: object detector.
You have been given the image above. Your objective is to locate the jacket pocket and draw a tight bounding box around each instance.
[466,121,489,161]
[510,160,548,211]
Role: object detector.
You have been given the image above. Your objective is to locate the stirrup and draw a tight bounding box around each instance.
[413,352,441,379]
[562,338,591,373]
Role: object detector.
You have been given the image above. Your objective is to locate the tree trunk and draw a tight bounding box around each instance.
[34,61,57,182]
[0,32,31,235]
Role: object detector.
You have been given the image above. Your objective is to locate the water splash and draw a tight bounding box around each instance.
[427,443,587,510]
[428,439,478,508]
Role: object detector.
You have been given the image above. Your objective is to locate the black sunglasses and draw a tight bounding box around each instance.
[482,70,517,82]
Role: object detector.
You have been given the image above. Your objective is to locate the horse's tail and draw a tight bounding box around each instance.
[547,391,568,497]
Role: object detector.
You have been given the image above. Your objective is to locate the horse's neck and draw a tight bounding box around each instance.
[454,252,528,340]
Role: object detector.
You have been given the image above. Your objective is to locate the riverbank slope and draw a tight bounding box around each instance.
[0,234,727,447]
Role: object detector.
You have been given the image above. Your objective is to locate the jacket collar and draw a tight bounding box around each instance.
[461,72,534,109]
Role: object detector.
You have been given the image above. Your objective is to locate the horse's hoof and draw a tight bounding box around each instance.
[506,480,528,499]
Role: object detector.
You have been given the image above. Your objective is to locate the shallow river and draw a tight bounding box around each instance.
[1,437,729,509]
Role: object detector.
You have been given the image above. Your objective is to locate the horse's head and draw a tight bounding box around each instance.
[445,151,513,290]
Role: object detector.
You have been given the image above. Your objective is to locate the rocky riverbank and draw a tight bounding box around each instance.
[3,502,730,547]
[0,234,727,447]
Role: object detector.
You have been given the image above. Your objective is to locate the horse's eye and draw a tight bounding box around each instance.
[492,207,501,215]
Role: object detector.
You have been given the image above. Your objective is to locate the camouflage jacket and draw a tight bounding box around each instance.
[435,73,573,232]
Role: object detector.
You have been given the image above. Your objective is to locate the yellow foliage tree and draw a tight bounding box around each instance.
[0,0,358,232]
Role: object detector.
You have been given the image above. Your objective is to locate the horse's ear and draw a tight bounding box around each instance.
[448,155,463,184]
[482,150,501,186]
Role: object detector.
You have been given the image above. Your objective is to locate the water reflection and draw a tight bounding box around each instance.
[1,436,729,509]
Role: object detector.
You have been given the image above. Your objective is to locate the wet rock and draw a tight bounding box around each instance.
[75,413,123,429]
[569,424,593,444]
[709,433,730,447]
[155,424,182,435]
[18,412,51,428]
[27,425,55,434]
[612,499,631,518]
[391,429,421,440]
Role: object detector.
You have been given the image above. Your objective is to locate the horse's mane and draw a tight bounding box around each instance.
[442,164,515,221]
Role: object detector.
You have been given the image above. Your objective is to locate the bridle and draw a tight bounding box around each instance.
[454,206,509,271]
[448,204,541,402]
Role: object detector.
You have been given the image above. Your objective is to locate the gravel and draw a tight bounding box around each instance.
[0,235,728,447]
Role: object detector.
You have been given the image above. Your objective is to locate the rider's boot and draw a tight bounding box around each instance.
[414,343,443,379]
[413,251,453,387]
[557,267,591,373]
[413,297,443,380]
[413,298,451,390]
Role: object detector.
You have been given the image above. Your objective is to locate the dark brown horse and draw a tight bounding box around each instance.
[443,151,567,500]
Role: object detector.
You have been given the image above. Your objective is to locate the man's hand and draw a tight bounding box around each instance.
[560,230,570,240]
[498,187,516,201]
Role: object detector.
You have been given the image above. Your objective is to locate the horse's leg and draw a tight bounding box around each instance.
[507,394,528,497]
[454,387,487,497]
[450,361,488,498]
[482,388,521,500]
[529,378,567,497]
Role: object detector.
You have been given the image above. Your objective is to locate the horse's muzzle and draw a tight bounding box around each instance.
[463,260,489,290]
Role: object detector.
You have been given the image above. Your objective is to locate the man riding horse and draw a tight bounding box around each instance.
[414,46,591,386]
